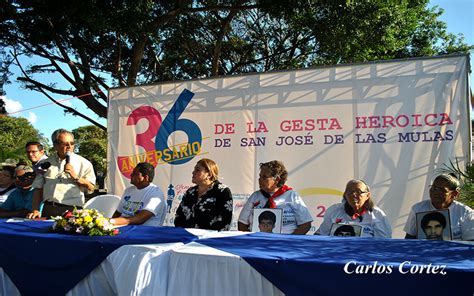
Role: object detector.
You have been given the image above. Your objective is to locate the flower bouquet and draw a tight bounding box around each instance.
[52,208,119,236]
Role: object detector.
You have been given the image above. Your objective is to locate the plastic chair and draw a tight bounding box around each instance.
[83,194,121,218]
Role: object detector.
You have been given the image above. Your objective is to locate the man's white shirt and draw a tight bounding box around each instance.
[118,183,166,226]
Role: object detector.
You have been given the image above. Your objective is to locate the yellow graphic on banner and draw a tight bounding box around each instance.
[299,187,343,197]
[118,138,208,177]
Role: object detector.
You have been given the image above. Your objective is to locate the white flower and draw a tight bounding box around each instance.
[51,208,117,236]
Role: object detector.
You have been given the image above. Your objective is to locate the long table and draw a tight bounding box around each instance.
[0,219,473,296]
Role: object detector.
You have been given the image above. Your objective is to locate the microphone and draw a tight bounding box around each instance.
[65,152,71,164]
[39,162,51,170]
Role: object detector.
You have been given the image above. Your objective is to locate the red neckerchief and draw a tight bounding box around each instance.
[266,185,292,209]
[351,209,367,220]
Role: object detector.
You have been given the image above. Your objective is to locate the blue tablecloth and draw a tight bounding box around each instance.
[199,232,474,296]
[2,220,473,296]
[0,219,198,296]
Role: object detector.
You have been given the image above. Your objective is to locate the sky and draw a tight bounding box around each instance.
[1,0,473,144]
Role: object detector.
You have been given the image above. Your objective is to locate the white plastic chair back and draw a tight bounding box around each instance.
[83,194,121,218]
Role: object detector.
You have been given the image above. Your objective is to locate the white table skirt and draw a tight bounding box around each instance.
[0,230,283,296]
[168,242,284,296]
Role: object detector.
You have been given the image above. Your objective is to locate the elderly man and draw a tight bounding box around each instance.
[25,141,48,172]
[404,174,474,241]
[0,165,39,218]
[27,129,96,218]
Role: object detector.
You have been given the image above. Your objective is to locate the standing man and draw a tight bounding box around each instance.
[27,129,96,218]
[111,162,166,226]
[25,141,48,172]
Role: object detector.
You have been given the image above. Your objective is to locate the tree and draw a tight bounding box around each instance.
[0,115,48,163]
[439,159,474,208]
[0,98,6,115]
[0,0,471,128]
[72,125,107,176]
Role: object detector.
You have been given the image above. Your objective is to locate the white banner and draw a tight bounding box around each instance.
[107,55,471,238]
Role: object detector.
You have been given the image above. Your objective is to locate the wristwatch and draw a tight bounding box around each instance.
[73,177,80,182]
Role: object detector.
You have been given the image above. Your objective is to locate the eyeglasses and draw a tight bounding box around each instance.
[429,185,453,194]
[26,150,40,154]
[16,173,35,182]
[345,190,369,196]
[57,141,75,147]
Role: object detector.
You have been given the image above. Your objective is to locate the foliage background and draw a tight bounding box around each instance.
[0,0,472,128]
[1,1,472,200]
[0,115,48,164]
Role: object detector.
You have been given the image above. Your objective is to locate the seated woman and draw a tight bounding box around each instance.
[404,173,474,240]
[238,160,313,234]
[174,158,233,231]
[315,179,392,238]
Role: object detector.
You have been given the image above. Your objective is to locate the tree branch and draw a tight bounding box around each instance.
[13,51,105,130]
[211,6,240,76]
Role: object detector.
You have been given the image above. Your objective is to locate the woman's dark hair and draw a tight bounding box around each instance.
[259,160,288,187]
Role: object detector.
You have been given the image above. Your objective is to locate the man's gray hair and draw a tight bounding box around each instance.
[51,129,74,145]
[434,173,461,190]
[345,179,371,192]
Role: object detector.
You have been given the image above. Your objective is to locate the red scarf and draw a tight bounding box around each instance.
[266,185,292,209]
[351,209,367,220]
